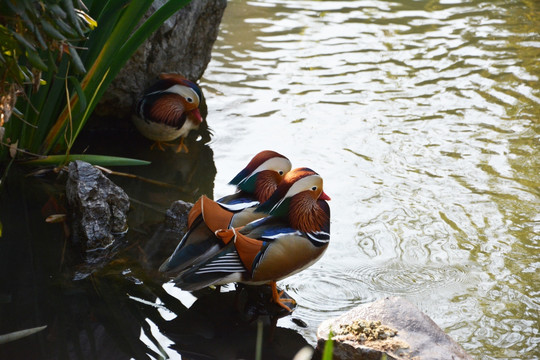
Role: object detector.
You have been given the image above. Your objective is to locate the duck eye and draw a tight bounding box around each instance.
[311,186,317,191]
[278,170,284,175]
[186,97,194,103]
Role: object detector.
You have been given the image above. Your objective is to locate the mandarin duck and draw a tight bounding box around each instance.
[161,167,331,311]
[133,73,203,153]
[159,150,292,273]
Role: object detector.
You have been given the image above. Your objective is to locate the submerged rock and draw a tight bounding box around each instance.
[316,297,472,360]
[66,161,130,263]
[140,199,194,270]
[165,200,193,234]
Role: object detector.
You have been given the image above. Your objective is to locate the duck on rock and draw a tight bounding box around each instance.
[159,150,292,273]
[133,73,203,153]
[160,167,331,311]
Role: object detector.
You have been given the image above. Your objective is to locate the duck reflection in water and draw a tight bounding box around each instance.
[159,284,311,360]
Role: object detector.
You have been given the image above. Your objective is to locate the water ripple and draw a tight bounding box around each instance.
[282,269,376,314]
[348,261,468,295]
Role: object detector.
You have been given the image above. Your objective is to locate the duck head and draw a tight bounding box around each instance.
[256,167,331,232]
[229,150,292,202]
[145,73,203,126]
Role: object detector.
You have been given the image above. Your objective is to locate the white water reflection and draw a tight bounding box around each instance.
[202,0,539,358]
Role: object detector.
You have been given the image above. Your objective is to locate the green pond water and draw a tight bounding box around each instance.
[0,0,538,359]
[202,0,539,358]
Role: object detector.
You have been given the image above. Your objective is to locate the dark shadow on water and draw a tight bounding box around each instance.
[0,117,311,359]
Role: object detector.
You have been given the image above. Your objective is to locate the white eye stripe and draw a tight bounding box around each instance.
[243,157,292,183]
[286,175,322,197]
[269,174,323,213]
[166,84,200,104]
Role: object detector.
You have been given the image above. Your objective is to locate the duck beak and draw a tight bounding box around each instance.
[319,191,331,201]
[191,108,203,124]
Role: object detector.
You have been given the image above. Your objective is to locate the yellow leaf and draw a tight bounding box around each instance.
[76,10,98,30]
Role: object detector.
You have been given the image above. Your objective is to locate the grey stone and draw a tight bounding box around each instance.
[140,199,194,269]
[317,297,473,360]
[95,0,227,117]
[165,200,194,234]
[66,161,130,260]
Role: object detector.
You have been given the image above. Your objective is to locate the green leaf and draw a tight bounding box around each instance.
[63,0,84,36]
[40,19,67,41]
[69,76,86,111]
[68,46,86,74]
[24,13,47,49]
[25,48,48,71]
[46,48,58,73]
[54,18,79,38]
[11,31,35,51]
[79,0,127,65]
[322,332,333,360]
[21,154,151,167]
[49,4,67,19]
[0,25,18,50]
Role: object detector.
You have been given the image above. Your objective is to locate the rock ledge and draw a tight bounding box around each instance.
[317,297,472,360]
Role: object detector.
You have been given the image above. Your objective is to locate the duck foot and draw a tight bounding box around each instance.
[150,140,168,151]
[149,138,188,153]
[175,137,189,153]
[234,283,297,319]
[271,281,296,313]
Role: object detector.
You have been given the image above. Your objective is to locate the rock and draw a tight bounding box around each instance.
[66,161,130,262]
[316,297,472,360]
[165,200,194,234]
[95,0,227,118]
[140,200,194,269]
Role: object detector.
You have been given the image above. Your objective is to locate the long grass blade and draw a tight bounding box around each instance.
[69,76,87,111]
[81,0,126,65]
[21,154,151,167]
[67,68,108,152]
[322,331,334,360]
[0,325,47,345]
[255,320,263,360]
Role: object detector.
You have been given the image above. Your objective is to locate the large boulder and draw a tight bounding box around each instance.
[317,297,473,360]
[95,0,227,118]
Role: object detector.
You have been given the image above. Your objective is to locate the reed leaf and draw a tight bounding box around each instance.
[0,325,47,345]
[21,154,151,167]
